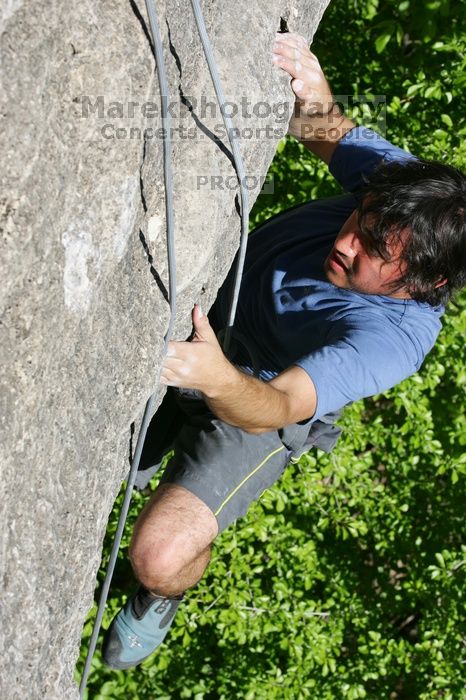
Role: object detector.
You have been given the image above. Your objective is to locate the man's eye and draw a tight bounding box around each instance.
[365,241,380,257]
[359,233,379,256]
[360,231,385,258]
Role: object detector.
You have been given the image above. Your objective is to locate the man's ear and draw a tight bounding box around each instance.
[434,278,448,289]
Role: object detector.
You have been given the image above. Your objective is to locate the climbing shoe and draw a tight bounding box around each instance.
[102,586,183,669]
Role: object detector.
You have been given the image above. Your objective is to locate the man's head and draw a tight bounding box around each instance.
[324,157,466,305]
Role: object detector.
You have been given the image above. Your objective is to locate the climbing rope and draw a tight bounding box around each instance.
[79,0,249,695]
[78,1,176,694]
[190,0,249,352]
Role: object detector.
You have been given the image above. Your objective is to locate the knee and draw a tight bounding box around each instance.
[127,483,217,591]
[129,533,182,589]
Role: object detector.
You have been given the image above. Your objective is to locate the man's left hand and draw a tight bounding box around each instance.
[160,304,234,397]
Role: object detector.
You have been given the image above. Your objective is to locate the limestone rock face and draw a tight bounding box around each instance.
[1,1,329,697]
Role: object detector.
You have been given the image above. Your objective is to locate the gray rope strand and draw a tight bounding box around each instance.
[80,2,251,695]
[189,0,250,354]
[79,0,176,694]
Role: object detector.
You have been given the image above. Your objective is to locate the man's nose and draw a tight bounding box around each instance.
[338,231,362,259]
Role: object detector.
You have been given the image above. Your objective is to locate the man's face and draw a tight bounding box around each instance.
[323,208,410,298]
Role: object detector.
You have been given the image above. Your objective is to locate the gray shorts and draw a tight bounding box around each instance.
[135,388,341,533]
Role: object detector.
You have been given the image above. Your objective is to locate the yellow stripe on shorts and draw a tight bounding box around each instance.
[214,445,286,517]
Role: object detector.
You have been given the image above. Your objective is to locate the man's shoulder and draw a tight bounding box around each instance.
[335,295,443,370]
[329,126,416,196]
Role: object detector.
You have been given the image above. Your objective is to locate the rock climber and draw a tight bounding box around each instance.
[102,32,466,669]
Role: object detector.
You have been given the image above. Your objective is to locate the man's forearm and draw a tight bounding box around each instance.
[203,364,290,434]
[161,306,317,432]
[161,306,294,434]
[298,106,356,164]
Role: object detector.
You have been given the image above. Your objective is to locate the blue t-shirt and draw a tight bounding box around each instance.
[210,127,443,421]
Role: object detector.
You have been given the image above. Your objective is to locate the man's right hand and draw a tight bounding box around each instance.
[273,32,356,164]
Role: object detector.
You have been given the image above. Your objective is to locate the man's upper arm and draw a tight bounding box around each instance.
[328,126,415,195]
[269,365,317,425]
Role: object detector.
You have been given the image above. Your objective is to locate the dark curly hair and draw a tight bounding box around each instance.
[357,158,466,306]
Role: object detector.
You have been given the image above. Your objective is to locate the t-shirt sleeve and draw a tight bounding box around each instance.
[329,126,416,195]
[294,319,421,421]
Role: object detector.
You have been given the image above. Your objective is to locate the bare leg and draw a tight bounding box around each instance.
[129,483,219,598]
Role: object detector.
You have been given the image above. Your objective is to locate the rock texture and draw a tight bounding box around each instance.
[1,1,330,697]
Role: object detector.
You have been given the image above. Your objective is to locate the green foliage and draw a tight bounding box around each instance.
[77,2,466,698]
